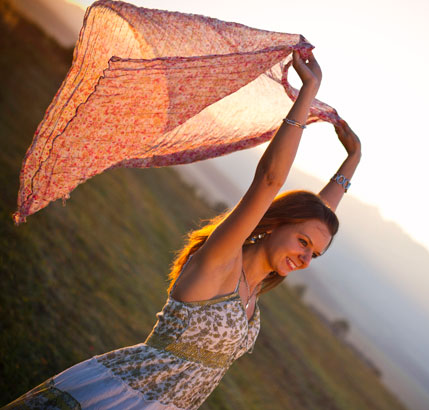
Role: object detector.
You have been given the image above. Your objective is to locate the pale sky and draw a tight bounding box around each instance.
[69,0,429,253]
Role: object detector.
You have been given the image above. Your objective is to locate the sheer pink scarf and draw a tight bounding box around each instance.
[14,0,341,223]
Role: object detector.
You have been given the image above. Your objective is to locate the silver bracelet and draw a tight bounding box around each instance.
[283,118,306,129]
[331,173,351,193]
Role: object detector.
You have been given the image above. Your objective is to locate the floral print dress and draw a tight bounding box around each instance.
[5,286,260,410]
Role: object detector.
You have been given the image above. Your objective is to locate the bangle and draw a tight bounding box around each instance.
[331,173,351,192]
[283,118,306,129]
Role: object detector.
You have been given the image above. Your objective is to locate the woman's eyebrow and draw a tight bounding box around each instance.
[300,232,314,247]
[300,233,322,256]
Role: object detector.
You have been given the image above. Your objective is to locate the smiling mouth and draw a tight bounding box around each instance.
[286,257,297,270]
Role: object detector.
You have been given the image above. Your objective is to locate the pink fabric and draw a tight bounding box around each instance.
[14,0,341,224]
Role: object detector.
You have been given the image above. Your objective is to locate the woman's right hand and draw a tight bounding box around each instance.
[292,51,322,92]
[180,50,327,301]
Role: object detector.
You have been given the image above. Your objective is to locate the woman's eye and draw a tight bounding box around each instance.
[312,253,318,259]
[299,238,307,247]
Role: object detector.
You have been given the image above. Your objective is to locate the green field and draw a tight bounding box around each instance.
[0,3,407,409]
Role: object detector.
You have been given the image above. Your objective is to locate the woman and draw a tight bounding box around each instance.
[5,51,361,410]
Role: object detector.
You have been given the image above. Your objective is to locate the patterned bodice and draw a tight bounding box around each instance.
[146,293,260,367]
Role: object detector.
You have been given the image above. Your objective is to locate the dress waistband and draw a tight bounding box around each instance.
[145,332,230,369]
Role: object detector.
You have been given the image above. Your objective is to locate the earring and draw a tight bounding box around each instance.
[247,232,267,244]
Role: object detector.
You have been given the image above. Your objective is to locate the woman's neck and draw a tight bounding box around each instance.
[242,243,272,293]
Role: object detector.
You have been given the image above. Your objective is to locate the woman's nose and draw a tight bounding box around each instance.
[299,250,312,268]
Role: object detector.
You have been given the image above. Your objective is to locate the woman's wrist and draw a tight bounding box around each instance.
[284,84,318,128]
[298,82,319,100]
[347,146,362,161]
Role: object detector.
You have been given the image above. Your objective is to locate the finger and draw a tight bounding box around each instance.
[334,122,345,134]
[292,51,308,72]
[335,127,349,142]
[293,50,304,65]
[306,51,318,63]
[335,119,348,132]
[306,55,321,71]
[341,120,355,134]
[306,51,315,62]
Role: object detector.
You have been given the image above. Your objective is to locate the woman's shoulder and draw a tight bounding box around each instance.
[170,248,242,304]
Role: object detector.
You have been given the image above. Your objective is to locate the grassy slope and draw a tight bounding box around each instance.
[0,4,406,409]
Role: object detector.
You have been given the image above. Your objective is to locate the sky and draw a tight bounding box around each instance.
[63,0,429,254]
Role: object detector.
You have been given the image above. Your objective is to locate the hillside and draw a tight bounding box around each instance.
[0,3,407,409]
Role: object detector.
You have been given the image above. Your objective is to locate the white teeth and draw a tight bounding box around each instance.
[286,257,297,270]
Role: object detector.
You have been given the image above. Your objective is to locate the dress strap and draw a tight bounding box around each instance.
[234,269,243,293]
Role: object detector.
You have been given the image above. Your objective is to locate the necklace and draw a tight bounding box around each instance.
[241,267,256,310]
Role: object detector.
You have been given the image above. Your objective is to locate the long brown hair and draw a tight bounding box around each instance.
[168,190,339,295]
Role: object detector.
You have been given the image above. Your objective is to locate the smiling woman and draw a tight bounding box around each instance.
[263,219,333,271]
[6,1,362,409]
[168,190,339,309]
[5,47,361,408]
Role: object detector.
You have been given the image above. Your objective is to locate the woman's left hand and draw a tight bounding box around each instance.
[318,121,361,211]
[334,120,362,157]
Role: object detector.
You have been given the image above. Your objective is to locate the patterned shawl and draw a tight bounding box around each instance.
[14,0,341,223]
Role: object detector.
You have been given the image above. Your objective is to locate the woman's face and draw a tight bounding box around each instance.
[263,219,332,277]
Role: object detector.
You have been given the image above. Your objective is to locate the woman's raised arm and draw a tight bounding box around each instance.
[318,121,362,211]
[196,52,322,265]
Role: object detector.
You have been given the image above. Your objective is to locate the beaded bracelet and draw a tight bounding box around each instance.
[283,118,306,129]
[331,173,351,193]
